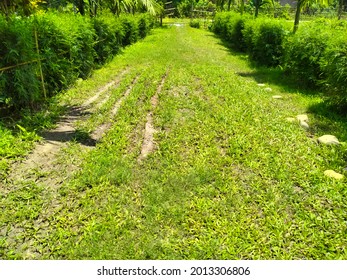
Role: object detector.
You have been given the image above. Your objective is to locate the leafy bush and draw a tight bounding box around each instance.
[33,13,94,95]
[283,20,331,87]
[213,12,289,65]
[243,18,290,66]
[0,16,40,109]
[211,12,233,38]
[137,13,154,39]
[319,22,347,109]
[120,15,139,46]
[212,12,250,51]
[93,15,124,65]
[190,19,201,29]
[0,12,155,111]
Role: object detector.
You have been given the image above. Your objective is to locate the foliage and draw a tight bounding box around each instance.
[119,14,139,46]
[293,0,333,33]
[250,0,274,17]
[34,12,96,96]
[283,19,331,87]
[0,12,155,111]
[274,3,291,20]
[212,12,250,52]
[178,0,215,18]
[284,18,347,105]
[244,17,290,66]
[0,15,40,109]
[137,13,155,38]
[1,0,160,17]
[0,0,45,16]
[213,12,347,108]
[190,18,201,28]
[212,12,290,66]
[318,20,347,108]
[93,14,125,65]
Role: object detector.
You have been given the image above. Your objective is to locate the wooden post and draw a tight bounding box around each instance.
[34,28,47,100]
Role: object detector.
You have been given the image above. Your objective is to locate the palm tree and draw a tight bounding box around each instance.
[251,0,274,18]
[106,0,159,15]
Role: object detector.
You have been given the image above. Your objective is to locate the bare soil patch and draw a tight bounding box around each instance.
[138,71,168,161]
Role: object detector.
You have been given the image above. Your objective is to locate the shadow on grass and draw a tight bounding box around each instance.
[209,32,347,139]
[38,105,96,147]
[209,33,318,94]
[41,128,96,147]
[0,103,96,148]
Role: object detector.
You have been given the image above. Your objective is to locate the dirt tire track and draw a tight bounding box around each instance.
[0,68,134,259]
[3,69,130,192]
[83,68,129,108]
[138,70,168,161]
[91,75,140,141]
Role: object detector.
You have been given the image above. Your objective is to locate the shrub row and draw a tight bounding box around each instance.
[212,12,347,109]
[0,12,155,110]
[212,12,291,67]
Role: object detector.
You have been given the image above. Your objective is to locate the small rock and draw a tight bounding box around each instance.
[299,120,309,130]
[272,95,282,99]
[264,87,272,92]
[257,83,266,87]
[297,114,309,123]
[318,135,340,145]
[324,170,344,180]
[286,117,296,123]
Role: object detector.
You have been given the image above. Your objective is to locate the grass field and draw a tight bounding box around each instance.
[1,21,347,259]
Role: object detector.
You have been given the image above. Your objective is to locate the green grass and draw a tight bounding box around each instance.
[1,22,347,260]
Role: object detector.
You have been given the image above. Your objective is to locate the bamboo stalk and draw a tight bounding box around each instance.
[34,28,47,100]
[0,59,41,72]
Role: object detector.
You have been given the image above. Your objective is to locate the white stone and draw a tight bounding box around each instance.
[299,120,309,130]
[296,114,309,123]
[257,83,266,87]
[318,135,340,145]
[324,170,344,180]
[272,95,282,99]
[264,87,272,92]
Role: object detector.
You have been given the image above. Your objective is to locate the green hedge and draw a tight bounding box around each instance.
[213,12,290,66]
[212,12,347,110]
[284,19,347,108]
[212,12,250,52]
[0,16,40,108]
[243,18,290,67]
[0,12,155,110]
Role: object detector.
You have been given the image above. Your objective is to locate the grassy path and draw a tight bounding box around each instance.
[1,23,347,259]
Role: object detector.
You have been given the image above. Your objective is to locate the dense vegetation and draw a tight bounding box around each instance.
[212,11,347,111]
[0,12,155,110]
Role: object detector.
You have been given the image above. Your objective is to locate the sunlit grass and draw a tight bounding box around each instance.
[1,24,347,260]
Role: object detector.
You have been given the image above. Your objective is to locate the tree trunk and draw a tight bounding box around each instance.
[255,5,259,17]
[76,0,85,16]
[227,0,233,11]
[293,0,302,33]
[338,0,343,20]
[240,0,244,15]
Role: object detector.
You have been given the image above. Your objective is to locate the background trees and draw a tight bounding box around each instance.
[0,0,160,17]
